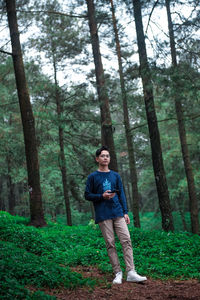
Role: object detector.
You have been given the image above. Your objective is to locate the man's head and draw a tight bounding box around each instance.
[96,146,110,157]
[95,146,110,167]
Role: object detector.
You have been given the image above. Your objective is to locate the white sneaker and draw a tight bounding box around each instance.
[127,270,147,282]
[113,271,123,284]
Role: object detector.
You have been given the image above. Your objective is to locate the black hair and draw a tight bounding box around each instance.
[96,146,110,157]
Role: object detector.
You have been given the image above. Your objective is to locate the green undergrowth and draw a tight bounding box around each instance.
[138,211,193,232]
[0,211,200,299]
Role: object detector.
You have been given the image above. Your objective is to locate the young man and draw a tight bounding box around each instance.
[85,146,147,284]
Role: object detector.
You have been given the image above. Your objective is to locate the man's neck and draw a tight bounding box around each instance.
[98,166,110,172]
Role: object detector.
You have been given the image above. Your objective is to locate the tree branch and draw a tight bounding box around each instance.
[16,10,88,19]
[0,101,18,107]
[145,0,160,35]
[130,113,200,131]
[0,49,12,56]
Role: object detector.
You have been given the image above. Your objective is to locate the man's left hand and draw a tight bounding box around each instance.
[124,214,130,224]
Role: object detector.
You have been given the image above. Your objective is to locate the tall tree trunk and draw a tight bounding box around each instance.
[165,0,199,234]
[110,0,140,227]
[53,56,72,226]
[17,182,25,216]
[86,0,118,172]
[7,115,15,215]
[7,155,15,215]
[132,0,174,232]
[177,195,188,232]
[70,178,83,212]
[5,0,46,227]
[7,174,15,215]
[0,177,5,211]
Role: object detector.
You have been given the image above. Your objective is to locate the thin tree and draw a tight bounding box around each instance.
[165,0,199,234]
[53,55,72,226]
[132,0,174,231]
[7,151,15,215]
[0,178,5,211]
[5,0,46,227]
[86,0,118,172]
[110,0,140,227]
[28,0,85,225]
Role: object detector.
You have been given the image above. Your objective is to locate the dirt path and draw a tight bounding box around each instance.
[54,279,200,300]
[38,266,200,300]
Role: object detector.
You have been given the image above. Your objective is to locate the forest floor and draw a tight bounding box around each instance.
[29,266,200,300]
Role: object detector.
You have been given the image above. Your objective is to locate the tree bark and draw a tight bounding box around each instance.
[53,56,72,226]
[7,174,15,215]
[176,195,188,232]
[110,0,140,227]
[6,115,15,215]
[0,177,5,211]
[132,0,174,232]
[86,0,118,172]
[5,0,46,227]
[165,0,199,234]
[70,178,84,212]
[7,156,15,215]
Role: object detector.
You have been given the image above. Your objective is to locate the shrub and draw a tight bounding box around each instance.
[0,211,200,299]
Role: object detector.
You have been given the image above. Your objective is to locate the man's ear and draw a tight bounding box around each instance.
[96,156,99,163]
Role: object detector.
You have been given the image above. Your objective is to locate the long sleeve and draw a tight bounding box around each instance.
[117,175,128,214]
[85,174,104,203]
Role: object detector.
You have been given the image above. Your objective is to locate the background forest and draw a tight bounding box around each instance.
[0,0,200,233]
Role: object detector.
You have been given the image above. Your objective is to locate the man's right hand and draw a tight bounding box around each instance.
[103,190,116,200]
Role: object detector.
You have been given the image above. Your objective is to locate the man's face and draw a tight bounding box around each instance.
[96,150,110,166]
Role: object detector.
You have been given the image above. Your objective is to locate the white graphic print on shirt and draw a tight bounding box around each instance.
[103,178,111,192]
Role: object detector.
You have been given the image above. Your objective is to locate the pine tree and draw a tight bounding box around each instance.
[132,0,174,231]
[5,0,46,227]
[110,0,140,227]
[165,0,199,234]
[86,0,118,172]
[27,0,87,225]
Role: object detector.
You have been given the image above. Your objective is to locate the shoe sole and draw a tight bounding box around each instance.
[127,278,147,282]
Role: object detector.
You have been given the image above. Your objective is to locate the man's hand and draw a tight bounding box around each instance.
[103,190,116,200]
[124,214,130,224]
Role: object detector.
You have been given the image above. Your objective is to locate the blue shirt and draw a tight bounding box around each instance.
[85,170,128,223]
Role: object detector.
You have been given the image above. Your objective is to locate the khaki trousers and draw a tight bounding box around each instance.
[99,217,135,274]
